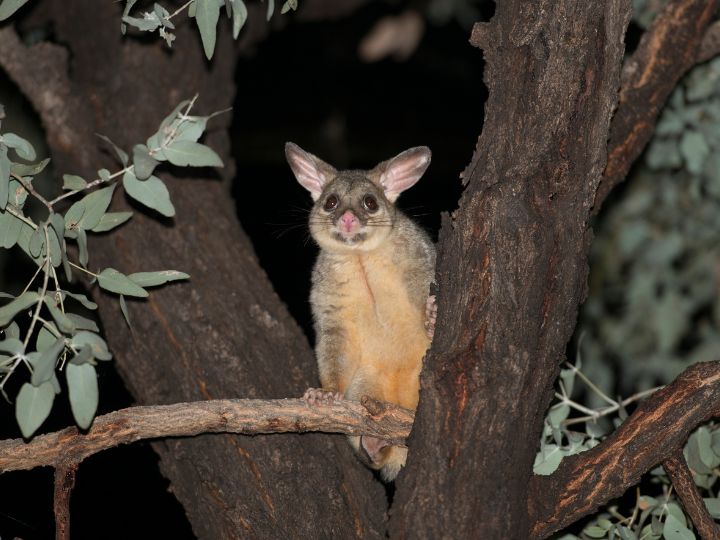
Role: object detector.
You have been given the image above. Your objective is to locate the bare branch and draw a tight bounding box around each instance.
[593,0,718,213]
[528,361,720,539]
[53,462,77,540]
[0,398,414,473]
[663,450,720,540]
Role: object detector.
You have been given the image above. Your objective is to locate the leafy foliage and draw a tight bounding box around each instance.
[121,0,299,59]
[0,97,223,437]
[539,361,720,540]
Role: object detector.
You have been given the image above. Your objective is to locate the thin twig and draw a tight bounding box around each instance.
[53,462,77,540]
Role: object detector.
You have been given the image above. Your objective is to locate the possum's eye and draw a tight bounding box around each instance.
[362,194,379,213]
[324,195,339,211]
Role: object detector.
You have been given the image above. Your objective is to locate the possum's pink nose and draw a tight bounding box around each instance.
[339,210,359,233]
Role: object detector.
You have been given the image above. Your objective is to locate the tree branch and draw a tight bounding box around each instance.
[53,462,77,540]
[593,0,718,213]
[0,398,414,473]
[528,361,720,539]
[663,450,720,540]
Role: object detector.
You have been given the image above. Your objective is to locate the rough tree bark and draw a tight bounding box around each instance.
[1,0,386,538]
[390,2,632,538]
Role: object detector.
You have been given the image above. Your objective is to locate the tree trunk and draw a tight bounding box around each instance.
[390,2,631,538]
[2,1,385,537]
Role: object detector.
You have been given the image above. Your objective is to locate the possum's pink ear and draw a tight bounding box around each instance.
[285,142,337,201]
[376,146,431,202]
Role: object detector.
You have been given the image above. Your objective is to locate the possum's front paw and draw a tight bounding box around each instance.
[303,388,343,406]
[425,294,437,340]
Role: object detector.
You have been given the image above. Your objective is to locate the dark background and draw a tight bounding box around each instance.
[0,3,488,537]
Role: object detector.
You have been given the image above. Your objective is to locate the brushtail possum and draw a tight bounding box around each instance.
[285,142,436,481]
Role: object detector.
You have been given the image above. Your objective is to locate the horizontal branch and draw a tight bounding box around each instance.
[0,397,414,473]
[528,361,720,539]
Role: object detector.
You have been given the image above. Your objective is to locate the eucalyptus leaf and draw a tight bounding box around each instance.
[0,337,24,355]
[70,346,93,365]
[62,174,88,191]
[97,267,149,298]
[36,323,59,352]
[66,362,98,430]
[229,0,247,38]
[123,171,175,217]
[43,297,75,334]
[122,14,162,31]
[281,0,297,13]
[703,498,720,519]
[662,514,695,540]
[0,145,10,210]
[0,210,23,248]
[119,295,132,328]
[30,338,65,386]
[15,381,54,438]
[77,228,88,268]
[70,331,112,361]
[91,211,133,233]
[195,0,221,60]
[62,291,98,310]
[65,184,115,231]
[28,223,44,258]
[266,0,274,20]
[0,0,30,21]
[132,144,160,180]
[0,292,38,326]
[128,270,189,287]
[66,313,99,332]
[2,132,36,160]
[4,320,20,339]
[10,157,50,177]
[164,140,222,167]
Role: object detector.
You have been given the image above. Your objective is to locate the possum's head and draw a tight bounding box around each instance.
[285,142,431,253]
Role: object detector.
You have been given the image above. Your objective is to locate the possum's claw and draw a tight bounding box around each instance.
[303,388,343,406]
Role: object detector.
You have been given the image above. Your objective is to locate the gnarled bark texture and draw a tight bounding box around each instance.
[390,2,632,538]
[1,1,385,538]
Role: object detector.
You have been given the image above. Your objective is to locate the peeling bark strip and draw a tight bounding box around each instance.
[0,398,413,472]
[528,361,720,540]
[390,2,631,539]
[663,451,720,540]
[593,0,719,212]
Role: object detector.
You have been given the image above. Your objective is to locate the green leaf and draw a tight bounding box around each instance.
[229,0,247,38]
[0,210,23,248]
[96,133,129,166]
[195,0,221,60]
[132,144,160,180]
[91,211,133,233]
[188,0,196,16]
[62,291,97,310]
[4,321,20,339]
[533,444,564,475]
[662,514,695,540]
[119,295,132,328]
[0,337,24,355]
[281,0,297,14]
[63,201,85,230]
[680,130,709,174]
[703,498,720,519]
[65,185,116,231]
[123,171,175,217]
[43,297,75,334]
[0,292,38,326]
[77,228,88,268]
[66,362,98,430]
[97,267,149,298]
[70,331,112,361]
[30,338,65,386]
[8,178,28,207]
[36,322,58,352]
[70,346,93,365]
[28,221,44,257]
[0,0,30,21]
[164,140,222,167]
[128,270,189,287]
[583,525,607,539]
[66,313,99,332]
[122,14,161,31]
[121,0,139,33]
[10,157,50,177]
[15,381,54,438]
[548,403,569,428]
[47,223,62,268]
[62,174,87,190]
[2,132,36,160]
[266,0,274,20]
[0,145,10,210]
